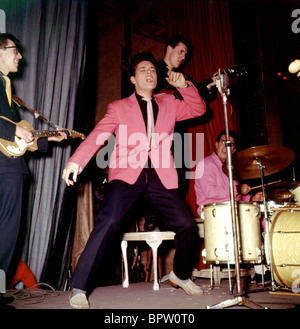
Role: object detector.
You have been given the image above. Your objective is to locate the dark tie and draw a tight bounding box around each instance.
[142,97,157,151]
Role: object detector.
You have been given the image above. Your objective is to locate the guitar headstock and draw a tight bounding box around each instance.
[66,129,86,140]
[226,64,247,78]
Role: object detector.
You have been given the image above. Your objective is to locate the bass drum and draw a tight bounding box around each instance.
[203,202,262,264]
[265,208,300,288]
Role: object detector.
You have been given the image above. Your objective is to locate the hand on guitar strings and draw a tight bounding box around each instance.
[48,129,68,142]
[15,125,34,143]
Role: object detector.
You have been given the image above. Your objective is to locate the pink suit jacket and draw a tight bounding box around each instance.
[68,82,206,189]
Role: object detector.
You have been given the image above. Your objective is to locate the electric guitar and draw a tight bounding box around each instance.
[0,116,86,158]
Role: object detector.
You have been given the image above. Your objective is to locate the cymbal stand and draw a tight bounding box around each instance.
[255,159,276,291]
[207,73,266,309]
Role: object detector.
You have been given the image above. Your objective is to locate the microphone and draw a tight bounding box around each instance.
[216,68,231,95]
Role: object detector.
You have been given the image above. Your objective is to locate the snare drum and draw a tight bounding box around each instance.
[265,207,300,288]
[202,202,262,264]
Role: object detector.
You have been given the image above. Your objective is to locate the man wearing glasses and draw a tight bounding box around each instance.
[0,33,66,300]
[194,130,263,216]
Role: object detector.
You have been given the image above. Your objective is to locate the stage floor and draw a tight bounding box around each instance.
[4,276,300,310]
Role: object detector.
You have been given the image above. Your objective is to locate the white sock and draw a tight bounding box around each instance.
[72,288,86,297]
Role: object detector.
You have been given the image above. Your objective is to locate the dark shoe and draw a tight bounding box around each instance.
[144,215,159,231]
[0,293,15,309]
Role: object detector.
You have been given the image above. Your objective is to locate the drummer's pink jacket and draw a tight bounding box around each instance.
[194,152,251,215]
[67,82,206,189]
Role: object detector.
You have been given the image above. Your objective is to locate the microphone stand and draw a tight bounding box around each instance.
[206,70,266,309]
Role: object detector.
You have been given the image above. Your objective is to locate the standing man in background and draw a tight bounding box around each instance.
[144,35,218,231]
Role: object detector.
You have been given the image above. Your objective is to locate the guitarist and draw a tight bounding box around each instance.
[154,35,218,103]
[0,33,66,294]
[144,36,218,231]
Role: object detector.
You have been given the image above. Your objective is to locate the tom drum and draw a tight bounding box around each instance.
[202,202,262,264]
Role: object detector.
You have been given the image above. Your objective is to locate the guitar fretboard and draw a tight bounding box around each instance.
[32,130,69,138]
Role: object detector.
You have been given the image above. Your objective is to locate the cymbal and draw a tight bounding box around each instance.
[232,145,295,179]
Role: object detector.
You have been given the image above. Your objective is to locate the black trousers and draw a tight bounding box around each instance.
[0,173,24,282]
[70,168,199,291]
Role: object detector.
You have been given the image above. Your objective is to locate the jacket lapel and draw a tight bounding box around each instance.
[126,93,168,135]
[153,94,166,133]
[127,93,147,134]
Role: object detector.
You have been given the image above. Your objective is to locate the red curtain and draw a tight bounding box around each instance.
[167,0,240,216]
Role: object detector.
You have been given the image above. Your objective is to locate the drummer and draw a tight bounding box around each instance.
[194,130,264,216]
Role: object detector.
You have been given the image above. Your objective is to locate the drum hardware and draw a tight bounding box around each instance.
[255,159,277,291]
[260,201,297,217]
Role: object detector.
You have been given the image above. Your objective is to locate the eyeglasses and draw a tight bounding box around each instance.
[219,139,235,147]
[0,46,19,55]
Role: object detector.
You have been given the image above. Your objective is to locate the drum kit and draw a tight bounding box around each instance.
[206,72,299,309]
[202,144,300,295]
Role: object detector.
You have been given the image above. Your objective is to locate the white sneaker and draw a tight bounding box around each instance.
[69,293,90,309]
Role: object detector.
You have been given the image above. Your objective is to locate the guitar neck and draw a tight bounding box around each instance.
[31,128,86,140]
[32,129,69,138]
[197,77,213,88]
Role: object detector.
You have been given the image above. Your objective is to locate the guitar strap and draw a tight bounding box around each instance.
[12,94,63,130]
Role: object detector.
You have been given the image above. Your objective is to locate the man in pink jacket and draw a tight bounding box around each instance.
[62,52,206,309]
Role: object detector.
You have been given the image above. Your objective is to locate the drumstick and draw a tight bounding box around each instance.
[251,180,282,190]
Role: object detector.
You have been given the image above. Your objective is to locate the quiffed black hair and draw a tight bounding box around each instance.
[128,52,157,78]
[164,35,194,55]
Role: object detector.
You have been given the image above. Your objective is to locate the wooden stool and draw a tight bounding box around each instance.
[121,231,175,290]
